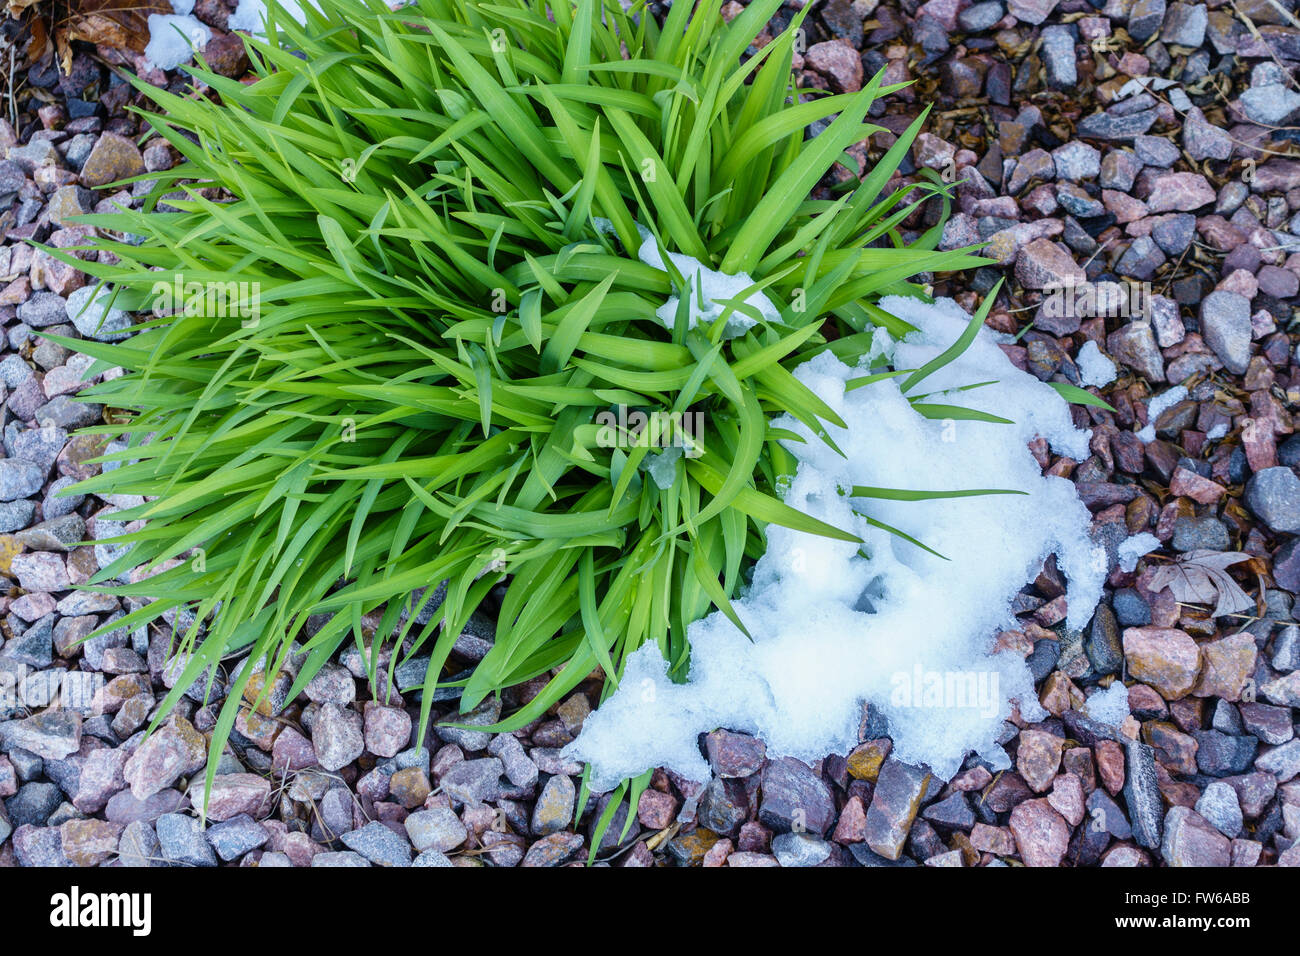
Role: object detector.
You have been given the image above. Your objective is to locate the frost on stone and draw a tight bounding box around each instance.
[567,295,1106,791]
[1076,339,1117,388]
[1085,681,1130,727]
[1136,385,1187,444]
[1117,531,1160,573]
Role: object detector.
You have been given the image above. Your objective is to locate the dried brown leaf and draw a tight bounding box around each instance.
[61,0,168,54]
[1147,549,1255,618]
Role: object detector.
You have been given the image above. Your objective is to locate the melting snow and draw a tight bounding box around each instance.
[143,11,211,71]
[1076,339,1117,387]
[1117,531,1161,573]
[567,295,1108,790]
[1136,385,1188,443]
[1085,681,1131,727]
[229,0,321,35]
[625,225,778,337]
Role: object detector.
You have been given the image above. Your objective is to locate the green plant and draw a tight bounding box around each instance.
[50,0,987,836]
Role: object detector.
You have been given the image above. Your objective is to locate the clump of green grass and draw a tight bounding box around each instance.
[51,0,987,822]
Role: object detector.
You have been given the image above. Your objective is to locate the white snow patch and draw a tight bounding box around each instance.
[645,446,682,490]
[143,14,211,71]
[630,227,777,337]
[592,217,781,336]
[230,0,322,36]
[1076,339,1116,387]
[1117,531,1161,573]
[566,295,1107,790]
[1136,385,1187,444]
[1085,681,1131,727]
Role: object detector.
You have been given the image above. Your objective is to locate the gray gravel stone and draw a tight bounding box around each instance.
[759,756,837,836]
[435,696,501,752]
[206,813,268,861]
[311,850,371,867]
[1116,236,1166,280]
[339,820,412,867]
[1241,85,1300,126]
[1199,291,1253,375]
[1183,106,1232,161]
[64,285,133,342]
[1161,2,1207,46]
[957,1,1004,31]
[1122,739,1163,849]
[439,757,503,806]
[1193,730,1258,776]
[1194,781,1243,837]
[1272,625,1300,673]
[5,781,62,827]
[155,812,218,867]
[1150,213,1196,255]
[312,702,365,772]
[117,819,160,867]
[1134,134,1179,167]
[0,458,45,501]
[1254,739,1300,782]
[1171,515,1232,552]
[1244,467,1300,533]
[16,292,67,329]
[1128,0,1167,40]
[1051,141,1100,182]
[404,807,467,853]
[1040,26,1077,89]
[0,709,80,759]
[771,831,832,867]
[412,849,454,867]
[0,616,55,669]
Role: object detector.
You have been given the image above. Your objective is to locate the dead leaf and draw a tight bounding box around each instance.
[1147,549,1255,618]
[6,0,42,17]
[58,0,167,55]
[25,9,50,66]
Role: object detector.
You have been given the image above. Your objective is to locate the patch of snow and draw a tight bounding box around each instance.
[143,14,211,71]
[592,218,781,336]
[1136,385,1188,444]
[645,447,681,490]
[230,0,322,36]
[1075,339,1117,387]
[632,227,777,337]
[1086,681,1130,728]
[567,295,1106,790]
[1117,531,1161,573]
